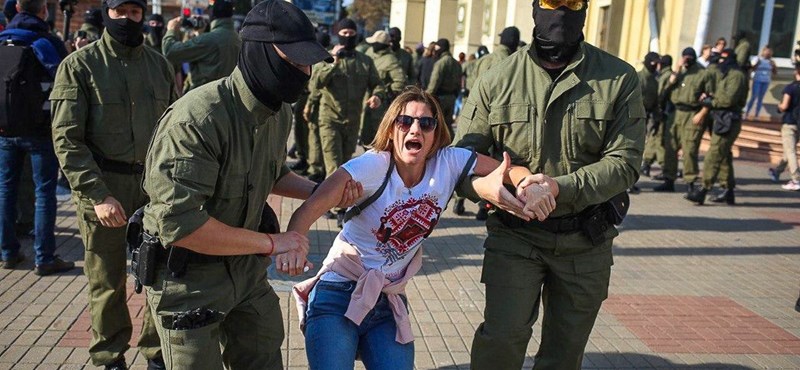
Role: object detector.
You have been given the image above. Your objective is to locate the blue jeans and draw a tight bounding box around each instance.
[305,280,414,370]
[746,80,770,116]
[0,136,59,265]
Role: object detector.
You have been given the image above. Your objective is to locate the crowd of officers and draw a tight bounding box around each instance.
[0,0,774,367]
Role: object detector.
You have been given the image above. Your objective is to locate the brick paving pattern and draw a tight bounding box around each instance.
[1,159,799,369]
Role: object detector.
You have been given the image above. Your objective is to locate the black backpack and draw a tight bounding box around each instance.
[0,31,54,137]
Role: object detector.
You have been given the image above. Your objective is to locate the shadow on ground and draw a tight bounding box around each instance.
[435,352,754,369]
[620,215,795,232]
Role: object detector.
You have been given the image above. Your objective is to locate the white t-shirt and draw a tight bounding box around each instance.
[320,148,476,282]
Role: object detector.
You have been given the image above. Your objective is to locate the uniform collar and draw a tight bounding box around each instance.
[210,18,234,31]
[100,31,144,60]
[526,42,585,75]
[231,67,276,126]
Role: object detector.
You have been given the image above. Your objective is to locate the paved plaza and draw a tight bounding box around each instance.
[0,159,798,369]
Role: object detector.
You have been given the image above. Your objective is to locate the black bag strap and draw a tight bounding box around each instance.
[445,150,478,206]
[343,155,395,223]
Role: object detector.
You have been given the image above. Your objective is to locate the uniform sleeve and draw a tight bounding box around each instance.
[553,69,646,209]
[367,58,386,100]
[387,58,407,95]
[162,30,214,65]
[712,72,747,109]
[143,116,222,246]
[316,62,340,88]
[50,59,111,205]
[426,59,442,95]
[452,76,496,201]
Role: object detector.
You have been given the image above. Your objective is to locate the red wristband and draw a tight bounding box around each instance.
[265,234,275,255]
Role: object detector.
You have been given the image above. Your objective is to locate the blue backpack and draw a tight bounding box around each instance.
[0,28,61,137]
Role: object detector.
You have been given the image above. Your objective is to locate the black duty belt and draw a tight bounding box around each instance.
[674,103,699,112]
[93,154,144,175]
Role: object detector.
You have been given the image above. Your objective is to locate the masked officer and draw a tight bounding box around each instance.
[79,8,103,41]
[388,27,415,83]
[643,55,673,178]
[361,29,406,146]
[144,13,164,53]
[163,0,240,92]
[311,18,384,198]
[426,38,461,136]
[474,26,520,78]
[142,2,361,368]
[685,49,747,205]
[656,47,714,193]
[50,0,176,368]
[633,51,660,193]
[454,1,645,368]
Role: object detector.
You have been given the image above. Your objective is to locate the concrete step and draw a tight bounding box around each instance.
[700,119,798,165]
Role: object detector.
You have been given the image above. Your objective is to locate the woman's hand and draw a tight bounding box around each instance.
[270,231,311,276]
[472,152,530,221]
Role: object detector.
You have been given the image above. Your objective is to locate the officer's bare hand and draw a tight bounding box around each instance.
[94,196,128,228]
[74,37,89,50]
[167,17,182,31]
[303,105,311,122]
[270,231,309,255]
[692,111,705,125]
[516,174,559,199]
[366,95,382,109]
[274,251,314,276]
[335,179,364,208]
[472,152,530,221]
[518,184,556,221]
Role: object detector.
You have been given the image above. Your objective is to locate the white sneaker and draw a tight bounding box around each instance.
[781,180,800,191]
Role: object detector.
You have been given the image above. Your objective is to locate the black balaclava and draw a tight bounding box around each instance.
[532,0,586,63]
[102,2,144,47]
[211,0,233,20]
[372,42,389,53]
[337,18,357,50]
[435,38,450,57]
[499,26,520,53]
[238,41,311,111]
[681,47,697,68]
[389,27,402,52]
[146,14,164,44]
[644,52,660,74]
[718,48,738,75]
[85,8,105,30]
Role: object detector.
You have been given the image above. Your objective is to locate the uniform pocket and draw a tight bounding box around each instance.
[487,104,534,162]
[569,101,612,159]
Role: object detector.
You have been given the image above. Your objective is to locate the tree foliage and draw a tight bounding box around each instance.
[351,0,390,32]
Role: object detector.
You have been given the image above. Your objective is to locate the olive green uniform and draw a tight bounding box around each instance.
[473,44,512,79]
[305,62,326,179]
[638,68,660,167]
[143,69,290,370]
[163,18,241,93]
[394,46,416,84]
[462,58,478,94]
[426,50,462,135]
[312,52,385,177]
[50,32,175,366]
[735,40,751,68]
[663,63,713,184]
[144,34,162,55]
[643,68,674,167]
[702,68,748,190]
[293,89,310,163]
[362,47,406,145]
[455,43,645,370]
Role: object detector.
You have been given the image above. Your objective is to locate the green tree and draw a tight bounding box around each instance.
[351,0,390,33]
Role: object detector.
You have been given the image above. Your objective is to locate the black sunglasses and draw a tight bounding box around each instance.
[395,115,437,132]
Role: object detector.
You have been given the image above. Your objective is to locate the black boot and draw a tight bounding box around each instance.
[652,173,666,181]
[453,198,465,215]
[711,188,735,205]
[684,187,708,205]
[686,181,696,195]
[653,179,674,192]
[640,164,651,178]
[290,159,309,173]
[628,185,641,194]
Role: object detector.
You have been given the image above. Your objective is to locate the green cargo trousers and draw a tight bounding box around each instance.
[146,254,284,370]
[661,112,680,180]
[642,118,666,167]
[471,220,614,370]
[702,119,742,190]
[306,119,325,178]
[319,119,360,178]
[74,172,161,366]
[676,109,710,185]
[292,96,309,161]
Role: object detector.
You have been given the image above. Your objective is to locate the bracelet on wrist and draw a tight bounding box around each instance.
[265,234,275,255]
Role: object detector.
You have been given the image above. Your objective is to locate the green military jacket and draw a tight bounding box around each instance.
[365,47,407,98]
[79,23,102,42]
[463,59,478,92]
[667,63,713,108]
[143,68,292,246]
[313,51,385,125]
[455,43,645,217]
[51,32,176,205]
[710,68,748,112]
[637,69,659,113]
[426,50,462,96]
[393,47,415,84]
[304,61,326,122]
[474,44,512,79]
[735,40,751,67]
[163,18,241,92]
[144,33,162,55]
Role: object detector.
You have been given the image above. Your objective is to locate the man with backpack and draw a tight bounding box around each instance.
[772,65,800,191]
[0,0,72,274]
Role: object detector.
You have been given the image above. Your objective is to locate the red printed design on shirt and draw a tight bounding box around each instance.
[373,195,441,266]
